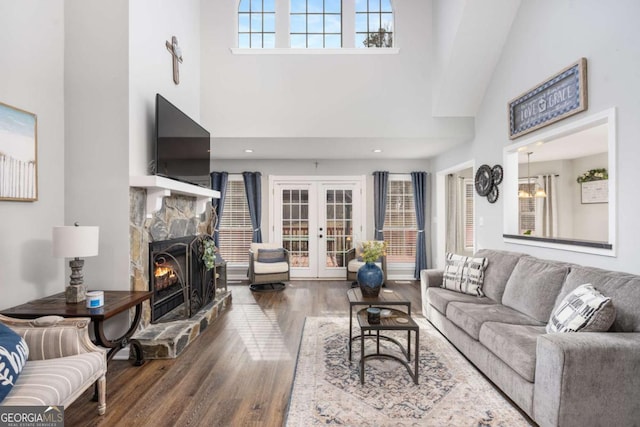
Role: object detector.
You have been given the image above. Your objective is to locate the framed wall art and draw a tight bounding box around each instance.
[508,58,587,139]
[0,101,38,201]
[581,180,608,204]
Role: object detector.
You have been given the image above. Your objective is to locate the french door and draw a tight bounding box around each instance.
[271,177,364,279]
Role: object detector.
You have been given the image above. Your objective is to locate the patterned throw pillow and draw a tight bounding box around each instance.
[546,284,616,333]
[0,323,29,403]
[257,248,286,263]
[442,253,489,297]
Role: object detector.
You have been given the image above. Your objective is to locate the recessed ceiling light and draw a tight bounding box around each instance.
[244,149,253,153]
[373,149,382,153]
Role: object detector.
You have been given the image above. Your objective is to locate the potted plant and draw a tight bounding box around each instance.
[357,241,388,297]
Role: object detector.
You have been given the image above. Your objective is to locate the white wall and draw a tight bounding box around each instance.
[0,1,66,309]
[200,0,473,150]
[65,0,130,294]
[431,0,640,273]
[129,0,202,177]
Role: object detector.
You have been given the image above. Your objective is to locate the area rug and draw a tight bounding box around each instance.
[285,316,533,426]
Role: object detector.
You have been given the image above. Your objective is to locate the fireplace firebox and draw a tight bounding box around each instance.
[149,235,215,323]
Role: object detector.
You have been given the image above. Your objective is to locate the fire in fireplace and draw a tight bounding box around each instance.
[148,235,215,323]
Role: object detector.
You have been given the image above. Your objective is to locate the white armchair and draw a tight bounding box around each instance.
[248,243,290,292]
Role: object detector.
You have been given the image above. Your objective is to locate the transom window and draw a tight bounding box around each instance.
[383,178,416,263]
[355,0,394,47]
[218,177,253,264]
[238,0,276,48]
[290,0,342,48]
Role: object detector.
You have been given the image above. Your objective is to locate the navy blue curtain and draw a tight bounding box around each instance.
[411,171,428,278]
[210,172,228,248]
[373,171,389,241]
[243,171,263,243]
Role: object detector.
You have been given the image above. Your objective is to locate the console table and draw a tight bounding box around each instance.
[1,290,152,366]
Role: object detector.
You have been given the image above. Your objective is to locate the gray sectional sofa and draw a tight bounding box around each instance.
[421,249,640,427]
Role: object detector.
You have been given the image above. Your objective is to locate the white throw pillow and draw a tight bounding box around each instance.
[442,253,488,297]
[546,284,616,333]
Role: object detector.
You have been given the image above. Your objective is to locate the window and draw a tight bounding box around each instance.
[290,0,342,48]
[355,0,393,48]
[238,0,276,48]
[218,177,253,264]
[518,181,536,235]
[463,179,474,250]
[383,178,416,263]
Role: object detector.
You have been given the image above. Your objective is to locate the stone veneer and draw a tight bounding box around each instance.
[129,187,232,358]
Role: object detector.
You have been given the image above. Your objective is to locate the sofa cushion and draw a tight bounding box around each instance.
[546,284,616,333]
[502,257,570,323]
[1,352,105,406]
[0,323,29,403]
[446,302,544,340]
[254,261,289,274]
[442,253,489,296]
[479,322,546,382]
[257,248,286,263]
[554,266,640,332]
[474,249,528,303]
[426,287,496,316]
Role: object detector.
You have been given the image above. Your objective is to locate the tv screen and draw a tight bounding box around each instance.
[155,94,211,187]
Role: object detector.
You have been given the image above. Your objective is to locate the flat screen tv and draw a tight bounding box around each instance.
[155,93,211,187]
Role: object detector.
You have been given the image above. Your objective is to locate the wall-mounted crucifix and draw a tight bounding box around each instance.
[165,36,183,85]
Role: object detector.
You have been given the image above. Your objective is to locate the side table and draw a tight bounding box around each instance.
[1,290,152,366]
[356,307,419,385]
[347,287,411,361]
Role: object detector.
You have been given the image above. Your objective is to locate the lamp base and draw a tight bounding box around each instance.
[66,284,86,304]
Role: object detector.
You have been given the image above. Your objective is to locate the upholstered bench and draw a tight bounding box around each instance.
[0,314,107,414]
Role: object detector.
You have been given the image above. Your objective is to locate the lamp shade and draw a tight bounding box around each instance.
[52,226,99,258]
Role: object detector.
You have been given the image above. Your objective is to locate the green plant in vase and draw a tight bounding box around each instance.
[360,240,388,263]
[202,238,217,271]
[357,240,388,298]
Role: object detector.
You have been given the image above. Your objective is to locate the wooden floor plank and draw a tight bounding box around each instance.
[64,280,421,427]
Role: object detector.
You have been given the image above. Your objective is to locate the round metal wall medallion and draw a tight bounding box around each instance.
[475,165,493,196]
[487,185,499,203]
[492,165,504,185]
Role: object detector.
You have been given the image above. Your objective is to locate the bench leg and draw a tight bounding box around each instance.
[97,375,106,415]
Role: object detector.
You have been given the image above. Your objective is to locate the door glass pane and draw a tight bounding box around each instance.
[283,189,309,267]
[325,189,353,268]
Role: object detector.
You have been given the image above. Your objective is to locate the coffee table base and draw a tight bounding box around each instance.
[359,329,419,385]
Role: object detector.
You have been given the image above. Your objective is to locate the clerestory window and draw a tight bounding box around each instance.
[355,0,394,48]
[238,0,276,48]
[290,0,342,48]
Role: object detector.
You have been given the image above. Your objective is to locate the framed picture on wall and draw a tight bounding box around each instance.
[0,101,38,201]
[581,180,608,204]
[508,58,588,139]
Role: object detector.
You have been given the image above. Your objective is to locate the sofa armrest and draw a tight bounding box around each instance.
[0,314,105,361]
[534,332,640,427]
[420,269,443,317]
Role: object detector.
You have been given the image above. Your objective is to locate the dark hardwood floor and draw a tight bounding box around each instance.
[64,280,422,427]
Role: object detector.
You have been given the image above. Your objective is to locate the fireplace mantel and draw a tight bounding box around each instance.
[130,175,220,217]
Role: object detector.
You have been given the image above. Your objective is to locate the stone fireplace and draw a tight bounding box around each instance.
[129,183,231,359]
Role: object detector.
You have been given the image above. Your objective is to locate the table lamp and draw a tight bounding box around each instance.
[53,223,100,304]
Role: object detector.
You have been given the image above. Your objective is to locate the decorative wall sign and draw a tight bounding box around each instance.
[508,58,587,139]
[0,101,38,201]
[581,179,608,204]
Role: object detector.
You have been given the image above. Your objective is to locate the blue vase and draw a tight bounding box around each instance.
[357,262,384,297]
